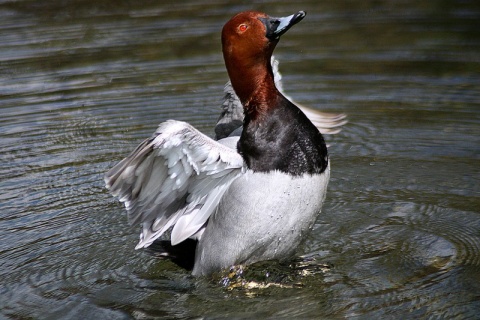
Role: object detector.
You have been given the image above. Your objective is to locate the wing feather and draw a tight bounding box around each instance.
[105,120,244,249]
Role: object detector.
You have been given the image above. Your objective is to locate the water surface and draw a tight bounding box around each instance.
[1,0,479,318]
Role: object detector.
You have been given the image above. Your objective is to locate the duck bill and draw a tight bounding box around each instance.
[261,11,306,40]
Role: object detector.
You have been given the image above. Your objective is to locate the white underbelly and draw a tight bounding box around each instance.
[193,164,330,276]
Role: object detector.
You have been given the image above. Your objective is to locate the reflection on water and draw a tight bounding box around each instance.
[1,0,479,318]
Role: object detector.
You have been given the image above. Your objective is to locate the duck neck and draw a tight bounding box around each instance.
[226,57,279,121]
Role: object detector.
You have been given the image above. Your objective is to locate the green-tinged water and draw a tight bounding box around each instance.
[1,1,479,318]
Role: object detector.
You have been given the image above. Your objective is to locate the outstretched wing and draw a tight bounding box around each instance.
[215,56,347,139]
[105,120,244,249]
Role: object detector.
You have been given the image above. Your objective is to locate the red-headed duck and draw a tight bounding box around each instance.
[105,10,343,276]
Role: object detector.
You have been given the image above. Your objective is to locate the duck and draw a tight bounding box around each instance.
[105,10,344,276]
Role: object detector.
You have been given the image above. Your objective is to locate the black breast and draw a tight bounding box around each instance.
[238,98,328,175]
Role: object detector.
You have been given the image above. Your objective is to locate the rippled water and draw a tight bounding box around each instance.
[1,0,479,318]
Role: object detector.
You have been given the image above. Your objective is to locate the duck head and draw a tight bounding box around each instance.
[222,11,306,116]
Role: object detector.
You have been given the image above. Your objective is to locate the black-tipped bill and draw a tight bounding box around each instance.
[261,11,306,40]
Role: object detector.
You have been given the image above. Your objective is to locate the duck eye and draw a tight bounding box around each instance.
[238,24,248,32]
